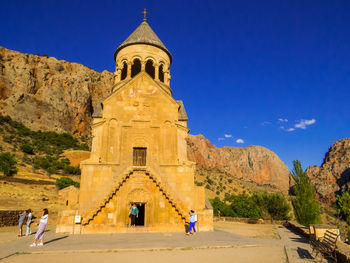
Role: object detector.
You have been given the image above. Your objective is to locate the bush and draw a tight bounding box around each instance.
[291,160,320,226]
[20,144,34,154]
[252,192,291,220]
[337,192,350,224]
[63,165,81,175]
[56,177,80,189]
[229,194,260,218]
[210,197,235,217]
[0,152,18,176]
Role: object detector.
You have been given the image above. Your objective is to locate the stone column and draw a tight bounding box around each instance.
[126,61,132,79]
[141,60,146,71]
[165,71,171,86]
[154,63,159,81]
[114,67,121,84]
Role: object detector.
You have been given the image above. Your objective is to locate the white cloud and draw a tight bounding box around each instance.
[295,119,316,129]
[261,121,272,126]
[224,134,232,138]
[287,128,295,132]
[278,118,288,123]
[218,137,225,141]
[236,139,244,144]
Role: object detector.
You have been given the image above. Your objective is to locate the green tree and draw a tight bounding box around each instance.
[291,160,320,225]
[0,152,18,176]
[337,192,350,224]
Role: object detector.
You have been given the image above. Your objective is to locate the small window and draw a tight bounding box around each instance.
[159,64,164,82]
[145,60,155,79]
[133,147,147,166]
[131,59,141,78]
[66,200,69,206]
[121,62,127,80]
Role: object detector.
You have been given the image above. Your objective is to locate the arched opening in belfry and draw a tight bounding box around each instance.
[131,59,141,78]
[159,64,164,82]
[121,62,127,80]
[145,60,155,79]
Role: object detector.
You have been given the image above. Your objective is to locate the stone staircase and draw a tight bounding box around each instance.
[81,167,189,226]
[81,167,133,225]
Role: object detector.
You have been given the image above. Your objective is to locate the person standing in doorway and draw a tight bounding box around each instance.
[26,209,32,236]
[187,210,197,235]
[129,203,139,227]
[18,210,27,237]
[30,208,48,247]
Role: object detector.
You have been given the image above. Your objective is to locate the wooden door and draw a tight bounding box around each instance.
[133,148,147,166]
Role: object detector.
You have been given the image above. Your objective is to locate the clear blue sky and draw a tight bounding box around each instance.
[1,0,349,170]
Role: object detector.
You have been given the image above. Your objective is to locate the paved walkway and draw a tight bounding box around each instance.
[0,226,329,263]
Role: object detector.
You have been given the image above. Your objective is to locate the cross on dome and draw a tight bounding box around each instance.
[141,8,149,21]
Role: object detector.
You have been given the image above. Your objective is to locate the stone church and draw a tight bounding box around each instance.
[57,17,213,233]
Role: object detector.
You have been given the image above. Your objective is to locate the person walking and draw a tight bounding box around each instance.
[30,208,48,247]
[18,210,27,237]
[129,203,139,227]
[26,209,32,236]
[187,210,197,235]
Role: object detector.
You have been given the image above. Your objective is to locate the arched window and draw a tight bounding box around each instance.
[159,64,164,82]
[131,59,141,78]
[120,62,127,80]
[145,60,155,79]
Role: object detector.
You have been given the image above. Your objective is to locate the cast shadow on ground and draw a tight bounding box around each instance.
[289,237,309,244]
[297,247,314,259]
[44,235,68,245]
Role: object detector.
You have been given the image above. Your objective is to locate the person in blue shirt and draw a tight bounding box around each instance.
[187,210,197,235]
[129,203,139,226]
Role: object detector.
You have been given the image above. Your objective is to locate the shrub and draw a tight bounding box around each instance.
[0,152,18,176]
[207,178,214,185]
[63,165,81,175]
[229,194,260,218]
[20,144,34,154]
[252,192,291,220]
[56,177,80,189]
[291,160,320,226]
[337,192,350,224]
[210,197,235,217]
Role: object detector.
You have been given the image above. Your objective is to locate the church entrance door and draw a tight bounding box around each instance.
[135,203,145,226]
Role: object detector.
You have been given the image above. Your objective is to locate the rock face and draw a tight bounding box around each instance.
[0,47,114,135]
[186,134,291,193]
[307,138,350,204]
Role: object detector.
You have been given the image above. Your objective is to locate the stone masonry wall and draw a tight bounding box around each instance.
[0,210,21,227]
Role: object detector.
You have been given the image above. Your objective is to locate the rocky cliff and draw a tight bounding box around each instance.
[187,134,291,193]
[0,47,114,135]
[307,138,350,204]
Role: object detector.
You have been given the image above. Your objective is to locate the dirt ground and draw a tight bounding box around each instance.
[1,245,286,263]
[214,221,280,239]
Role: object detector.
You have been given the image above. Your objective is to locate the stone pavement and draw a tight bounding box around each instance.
[0,225,330,262]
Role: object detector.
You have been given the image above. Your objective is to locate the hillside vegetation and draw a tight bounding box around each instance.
[0,114,88,176]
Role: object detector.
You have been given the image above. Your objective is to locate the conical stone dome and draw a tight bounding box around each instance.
[114,20,172,63]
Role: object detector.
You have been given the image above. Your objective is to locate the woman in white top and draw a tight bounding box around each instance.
[30,208,48,247]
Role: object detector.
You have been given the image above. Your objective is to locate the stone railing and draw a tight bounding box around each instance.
[0,210,21,227]
[214,216,286,225]
[285,221,350,263]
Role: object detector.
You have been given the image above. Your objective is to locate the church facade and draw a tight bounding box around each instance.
[56,18,213,233]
